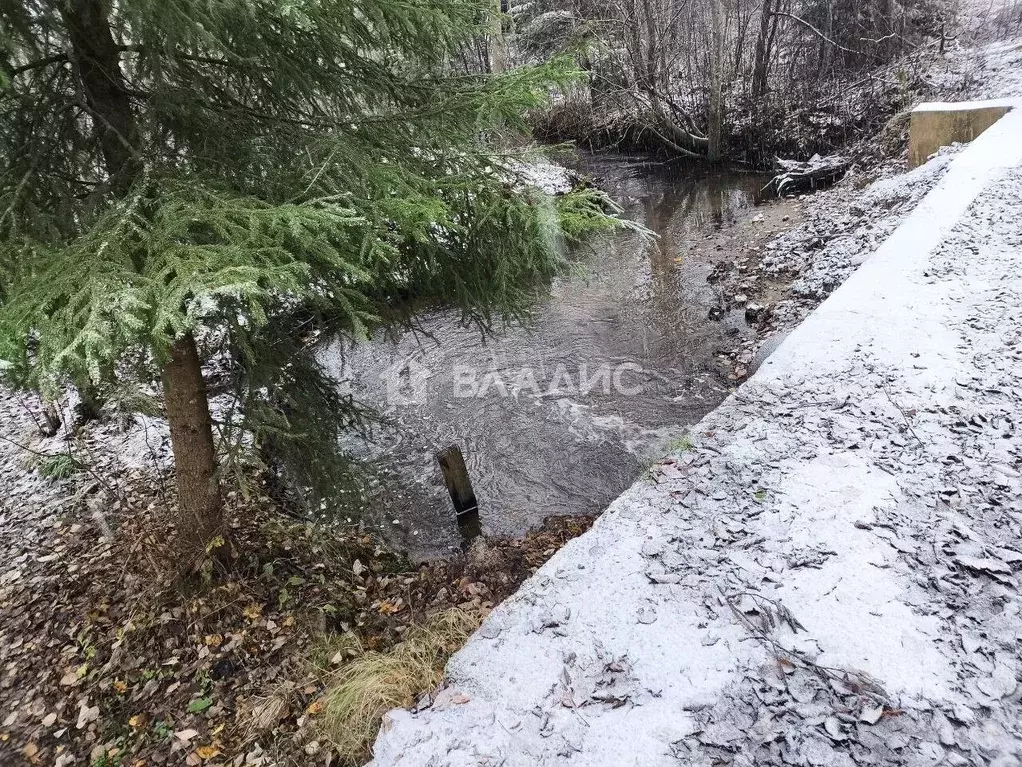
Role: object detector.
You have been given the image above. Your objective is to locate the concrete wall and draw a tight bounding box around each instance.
[908,101,1013,167]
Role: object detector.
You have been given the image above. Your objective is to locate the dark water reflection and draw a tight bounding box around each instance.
[323,155,767,559]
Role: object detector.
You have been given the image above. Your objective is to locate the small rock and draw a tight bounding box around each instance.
[745,303,768,323]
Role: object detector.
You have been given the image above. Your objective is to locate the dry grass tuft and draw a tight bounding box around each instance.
[320,609,483,764]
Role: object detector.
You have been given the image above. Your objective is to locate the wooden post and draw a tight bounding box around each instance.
[436,444,481,543]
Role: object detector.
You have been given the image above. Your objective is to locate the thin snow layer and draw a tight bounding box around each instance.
[371,111,1022,764]
[513,159,575,195]
[912,98,1016,111]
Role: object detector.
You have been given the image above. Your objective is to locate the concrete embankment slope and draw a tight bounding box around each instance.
[372,106,1022,766]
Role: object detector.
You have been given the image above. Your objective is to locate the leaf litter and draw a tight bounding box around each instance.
[0,388,595,765]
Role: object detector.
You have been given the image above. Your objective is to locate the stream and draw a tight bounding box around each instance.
[322,155,769,559]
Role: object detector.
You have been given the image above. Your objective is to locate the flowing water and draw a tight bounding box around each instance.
[322,155,768,559]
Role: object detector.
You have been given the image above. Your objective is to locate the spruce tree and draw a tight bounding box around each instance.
[0,0,619,569]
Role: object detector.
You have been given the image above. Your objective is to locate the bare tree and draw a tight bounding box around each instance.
[707,0,725,161]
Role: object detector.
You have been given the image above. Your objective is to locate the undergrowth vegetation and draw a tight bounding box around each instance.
[318,610,484,763]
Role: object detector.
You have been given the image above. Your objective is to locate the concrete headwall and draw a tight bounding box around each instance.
[908,99,1013,167]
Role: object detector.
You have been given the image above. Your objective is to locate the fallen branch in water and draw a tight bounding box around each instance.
[763,154,850,198]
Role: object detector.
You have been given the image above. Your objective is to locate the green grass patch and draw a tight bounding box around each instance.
[40,453,82,480]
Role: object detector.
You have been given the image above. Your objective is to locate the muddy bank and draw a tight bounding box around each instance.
[713,143,967,383]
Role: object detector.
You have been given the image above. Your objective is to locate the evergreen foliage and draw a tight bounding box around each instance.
[0,0,624,528]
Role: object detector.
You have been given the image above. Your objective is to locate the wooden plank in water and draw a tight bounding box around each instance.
[436,444,480,541]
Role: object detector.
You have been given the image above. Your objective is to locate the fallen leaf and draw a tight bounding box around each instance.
[59,664,86,687]
[175,728,199,742]
[196,745,221,759]
[636,605,657,624]
[859,705,884,725]
[187,697,213,714]
[824,716,847,741]
[76,703,99,730]
[243,604,262,621]
[249,696,288,731]
[955,556,1012,575]
[977,664,1018,699]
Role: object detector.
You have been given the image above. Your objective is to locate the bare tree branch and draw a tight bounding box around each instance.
[10,53,69,77]
[770,10,865,56]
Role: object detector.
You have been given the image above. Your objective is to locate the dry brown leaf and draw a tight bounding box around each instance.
[243,604,262,621]
[195,745,221,760]
[249,695,289,731]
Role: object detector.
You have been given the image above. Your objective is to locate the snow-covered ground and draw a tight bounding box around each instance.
[369,104,1022,765]
[720,38,1022,380]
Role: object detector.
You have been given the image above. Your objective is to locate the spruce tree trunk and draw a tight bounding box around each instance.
[162,333,224,569]
[62,0,139,196]
[62,0,227,569]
